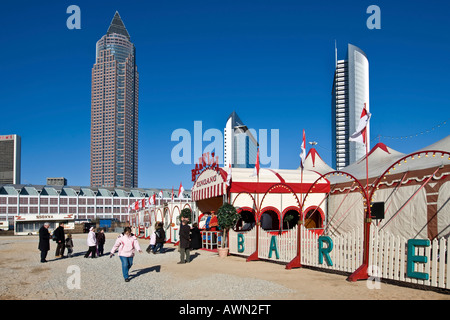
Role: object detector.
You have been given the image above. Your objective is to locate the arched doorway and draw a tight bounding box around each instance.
[234,207,256,231]
[260,207,280,231]
[303,206,324,229]
[282,208,300,230]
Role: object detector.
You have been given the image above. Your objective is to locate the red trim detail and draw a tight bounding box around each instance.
[303,205,325,222]
[230,181,329,194]
[281,206,300,217]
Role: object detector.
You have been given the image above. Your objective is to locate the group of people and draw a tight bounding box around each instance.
[37,219,206,283]
[178,219,202,264]
[84,226,106,258]
[38,223,106,262]
[38,222,75,263]
[145,222,167,254]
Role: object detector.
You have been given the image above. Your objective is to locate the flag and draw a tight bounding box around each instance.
[226,162,232,186]
[149,194,156,205]
[159,190,163,198]
[349,104,371,145]
[250,148,260,177]
[299,129,306,169]
[134,201,139,211]
[141,199,146,208]
[178,182,185,199]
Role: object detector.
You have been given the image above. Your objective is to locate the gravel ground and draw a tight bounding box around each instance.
[0,233,293,300]
[0,233,448,302]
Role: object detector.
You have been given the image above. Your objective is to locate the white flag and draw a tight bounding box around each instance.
[299,129,306,169]
[178,182,185,199]
[226,163,232,186]
[349,104,371,145]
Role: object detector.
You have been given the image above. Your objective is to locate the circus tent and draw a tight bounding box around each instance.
[301,135,450,240]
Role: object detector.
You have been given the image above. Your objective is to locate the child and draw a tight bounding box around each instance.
[146,229,156,254]
[65,233,74,258]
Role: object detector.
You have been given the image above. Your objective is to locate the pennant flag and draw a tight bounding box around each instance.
[134,201,139,211]
[349,104,371,145]
[299,129,306,169]
[178,182,185,199]
[159,190,163,198]
[141,198,146,209]
[226,162,232,186]
[149,194,156,205]
[250,148,260,177]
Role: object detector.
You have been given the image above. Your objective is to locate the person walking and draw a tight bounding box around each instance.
[84,227,97,258]
[65,233,74,258]
[146,229,156,254]
[38,222,51,263]
[54,222,65,258]
[110,227,142,282]
[178,218,191,264]
[190,222,202,250]
[96,229,106,256]
[153,222,166,254]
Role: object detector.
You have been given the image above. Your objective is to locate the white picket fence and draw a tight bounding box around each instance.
[227,224,449,290]
[301,225,364,273]
[368,226,449,289]
[258,227,298,263]
[229,227,257,256]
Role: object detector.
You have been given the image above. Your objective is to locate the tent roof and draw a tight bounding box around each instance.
[328,135,450,184]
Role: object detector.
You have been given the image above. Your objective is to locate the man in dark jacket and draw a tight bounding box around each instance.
[178,219,191,264]
[38,222,51,263]
[54,222,65,258]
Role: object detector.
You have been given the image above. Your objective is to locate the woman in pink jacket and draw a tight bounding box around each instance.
[110,227,142,282]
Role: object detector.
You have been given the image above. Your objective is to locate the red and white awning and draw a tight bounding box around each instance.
[192,168,226,201]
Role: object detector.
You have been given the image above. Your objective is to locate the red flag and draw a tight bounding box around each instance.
[149,194,156,205]
[178,182,185,199]
[251,148,260,177]
[134,201,139,211]
[349,104,371,145]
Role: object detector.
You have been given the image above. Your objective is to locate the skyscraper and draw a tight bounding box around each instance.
[0,134,21,185]
[91,12,139,188]
[332,43,370,170]
[224,111,258,168]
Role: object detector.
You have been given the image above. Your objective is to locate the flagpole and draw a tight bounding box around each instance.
[348,102,371,281]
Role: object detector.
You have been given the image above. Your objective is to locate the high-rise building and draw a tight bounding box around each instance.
[224,111,258,168]
[0,134,21,185]
[332,43,370,170]
[91,12,139,188]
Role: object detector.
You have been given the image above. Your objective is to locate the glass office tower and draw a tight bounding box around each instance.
[224,111,258,168]
[91,12,139,188]
[332,43,370,170]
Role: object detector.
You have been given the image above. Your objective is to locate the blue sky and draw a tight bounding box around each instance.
[1,0,449,189]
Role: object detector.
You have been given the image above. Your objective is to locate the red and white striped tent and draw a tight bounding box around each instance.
[191,164,330,230]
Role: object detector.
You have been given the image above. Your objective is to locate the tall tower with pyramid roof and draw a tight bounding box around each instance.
[90,12,139,188]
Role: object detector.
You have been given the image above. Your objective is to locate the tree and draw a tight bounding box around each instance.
[217,202,239,248]
[179,208,192,224]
